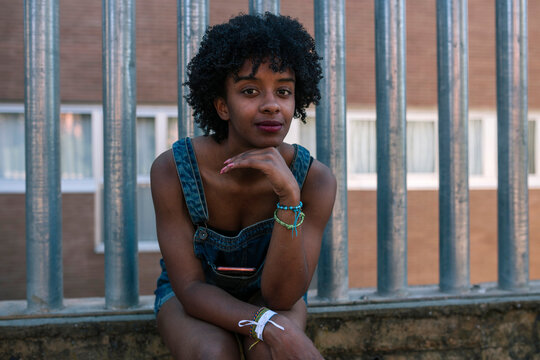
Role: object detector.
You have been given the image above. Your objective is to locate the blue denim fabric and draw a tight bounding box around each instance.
[154,137,312,314]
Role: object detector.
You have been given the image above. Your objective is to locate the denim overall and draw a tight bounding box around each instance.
[154,137,313,314]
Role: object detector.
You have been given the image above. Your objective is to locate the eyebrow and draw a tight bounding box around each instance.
[233,75,295,83]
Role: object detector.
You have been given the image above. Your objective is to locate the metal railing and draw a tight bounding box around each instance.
[437,0,470,294]
[102,0,139,309]
[24,0,63,312]
[22,0,530,312]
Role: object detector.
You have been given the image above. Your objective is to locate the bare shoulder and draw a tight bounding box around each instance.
[151,150,176,184]
[150,149,196,251]
[150,149,183,205]
[304,159,337,201]
[301,158,336,220]
[151,149,202,291]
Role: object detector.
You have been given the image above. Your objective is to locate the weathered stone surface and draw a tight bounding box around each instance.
[307,297,540,359]
[1,295,539,359]
[1,316,172,360]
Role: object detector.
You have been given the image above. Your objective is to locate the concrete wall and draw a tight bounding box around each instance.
[307,295,540,359]
[1,295,539,359]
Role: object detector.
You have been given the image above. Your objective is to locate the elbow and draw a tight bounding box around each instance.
[174,281,204,318]
[261,281,309,311]
[261,263,311,310]
[262,294,297,311]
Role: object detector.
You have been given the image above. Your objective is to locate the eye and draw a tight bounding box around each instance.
[242,88,259,96]
[277,88,293,97]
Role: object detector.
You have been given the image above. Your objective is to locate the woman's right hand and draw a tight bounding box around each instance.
[263,314,324,360]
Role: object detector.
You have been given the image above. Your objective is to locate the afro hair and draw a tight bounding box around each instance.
[185,12,323,142]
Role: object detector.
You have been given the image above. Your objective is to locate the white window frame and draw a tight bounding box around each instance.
[284,108,530,191]
[527,112,540,187]
[94,105,178,253]
[3,104,540,252]
[345,109,442,190]
[0,103,178,253]
[469,110,497,189]
[0,103,101,193]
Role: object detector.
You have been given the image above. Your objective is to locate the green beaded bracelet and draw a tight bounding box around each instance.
[273,209,305,231]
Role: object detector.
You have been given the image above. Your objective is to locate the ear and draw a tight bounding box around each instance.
[214,97,230,121]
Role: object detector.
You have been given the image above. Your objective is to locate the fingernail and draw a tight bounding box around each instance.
[224,158,232,165]
[220,164,232,174]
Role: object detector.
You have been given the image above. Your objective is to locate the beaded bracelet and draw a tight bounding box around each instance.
[250,307,267,339]
[276,201,303,212]
[274,201,305,236]
[238,307,285,345]
[274,209,305,233]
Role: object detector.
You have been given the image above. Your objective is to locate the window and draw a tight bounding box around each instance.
[528,117,540,187]
[136,116,157,245]
[167,117,178,147]
[343,111,489,189]
[529,120,535,175]
[136,116,156,177]
[0,113,24,180]
[469,119,483,176]
[348,119,376,174]
[61,113,93,180]
[346,111,440,189]
[0,104,180,252]
[407,120,436,173]
[4,104,539,251]
[96,107,178,252]
[0,107,95,192]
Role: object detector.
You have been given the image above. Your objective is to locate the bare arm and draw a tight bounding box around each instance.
[263,159,336,309]
[220,147,337,310]
[152,148,326,359]
[151,150,258,333]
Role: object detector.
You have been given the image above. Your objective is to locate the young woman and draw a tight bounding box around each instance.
[151,13,336,359]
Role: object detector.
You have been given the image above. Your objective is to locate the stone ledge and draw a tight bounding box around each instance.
[308,294,540,359]
[1,291,540,359]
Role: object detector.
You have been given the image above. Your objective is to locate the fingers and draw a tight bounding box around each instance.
[220,163,235,174]
[220,148,285,175]
[219,147,300,201]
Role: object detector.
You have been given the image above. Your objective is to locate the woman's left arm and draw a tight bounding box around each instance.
[261,158,336,309]
[221,146,337,310]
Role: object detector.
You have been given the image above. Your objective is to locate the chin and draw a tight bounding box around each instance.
[256,135,286,148]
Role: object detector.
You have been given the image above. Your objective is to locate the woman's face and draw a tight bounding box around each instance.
[214,59,296,149]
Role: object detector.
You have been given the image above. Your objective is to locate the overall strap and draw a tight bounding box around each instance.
[290,144,313,190]
[172,137,209,225]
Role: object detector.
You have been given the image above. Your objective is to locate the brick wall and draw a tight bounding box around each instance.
[3,0,540,109]
[0,194,162,300]
[347,189,540,289]
[2,190,540,300]
[2,0,540,300]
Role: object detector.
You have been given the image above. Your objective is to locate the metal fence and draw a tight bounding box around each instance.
[23,0,529,311]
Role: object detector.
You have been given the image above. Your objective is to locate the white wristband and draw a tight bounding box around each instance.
[238,309,285,341]
[255,309,280,341]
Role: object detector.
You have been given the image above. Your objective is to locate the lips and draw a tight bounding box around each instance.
[256,120,283,133]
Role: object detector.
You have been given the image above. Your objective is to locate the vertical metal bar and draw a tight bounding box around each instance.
[496,0,529,290]
[103,0,139,308]
[314,0,348,302]
[178,0,208,138]
[375,0,407,296]
[24,0,62,312]
[437,0,470,293]
[249,0,280,14]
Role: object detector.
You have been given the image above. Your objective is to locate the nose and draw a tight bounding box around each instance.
[259,92,280,114]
